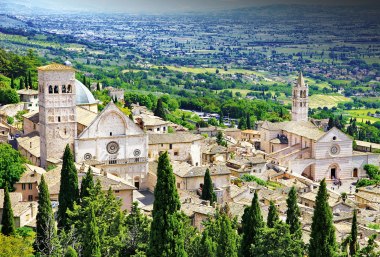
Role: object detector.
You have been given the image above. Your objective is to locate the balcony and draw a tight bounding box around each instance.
[106,157,147,165]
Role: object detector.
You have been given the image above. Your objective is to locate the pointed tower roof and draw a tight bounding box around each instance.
[297,71,305,87]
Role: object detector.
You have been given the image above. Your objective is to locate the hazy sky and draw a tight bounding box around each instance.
[11,0,380,13]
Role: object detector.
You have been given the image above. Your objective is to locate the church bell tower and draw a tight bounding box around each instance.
[291,72,309,122]
[38,63,77,168]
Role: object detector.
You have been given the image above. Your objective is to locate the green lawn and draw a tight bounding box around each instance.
[308,95,352,108]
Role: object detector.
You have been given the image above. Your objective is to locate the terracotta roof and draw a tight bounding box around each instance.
[76,106,98,127]
[242,130,260,135]
[181,202,215,217]
[148,132,203,145]
[137,114,169,126]
[38,63,75,71]
[17,131,40,157]
[17,164,45,183]
[23,111,39,123]
[17,89,38,95]
[177,165,231,178]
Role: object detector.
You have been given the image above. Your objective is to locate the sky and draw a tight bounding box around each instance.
[9,0,380,13]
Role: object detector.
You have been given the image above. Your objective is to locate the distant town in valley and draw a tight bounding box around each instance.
[0,1,379,257]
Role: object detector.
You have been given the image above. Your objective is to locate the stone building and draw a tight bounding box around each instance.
[260,73,380,181]
[17,89,39,111]
[0,122,10,142]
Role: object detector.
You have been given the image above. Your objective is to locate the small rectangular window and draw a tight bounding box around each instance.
[22,184,26,190]
[28,183,33,190]
[169,144,173,149]
[28,195,33,201]
[174,152,179,156]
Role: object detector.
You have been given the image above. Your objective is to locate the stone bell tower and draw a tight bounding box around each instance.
[38,63,77,168]
[291,72,309,122]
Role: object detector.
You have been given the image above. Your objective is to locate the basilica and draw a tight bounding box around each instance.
[25,63,148,189]
[260,73,379,181]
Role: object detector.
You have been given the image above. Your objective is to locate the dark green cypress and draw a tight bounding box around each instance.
[199,231,217,257]
[10,76,14,89]
[308,179,339,257]
[240,190,264,257]
[24,74,28,89]
[286,186,302,240]
[80,167,94,200]
[1,186,16,236]
[267,200,280,228]
[201,168,216,204]
[148,152,187,257]
[28,71,32,89]
[216,214,238,257]
[64,246,78,257]
[96,82,100,91]
[246,113,251,130]
[19,78,24,90]
[349,209,359,256]
[58,144,79,229]
[35,175,56,255]
[82,204,101,257]
[154,98,167,120]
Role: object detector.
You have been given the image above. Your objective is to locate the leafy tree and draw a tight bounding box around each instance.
[216,214,238,257]
[6,116,14,125]
[79,167,94,200]
[58,144,79,229]
[122,201,151,256]
[286,186,302,240]
[240,190,264,257]
[154,98,167,120]
[82,204,101,257]
[267,200,280,228]
[350,209,359,256]
[308,179,339,257]
[1,186,16,236]
[354,234,380,257]
[64,246,78,257]
[251,222,303,257]
[201,169,216,204]
[28,71,32,89]
[148,152,187,257]
[216,131,226,146]
[0,88,20,104]
[238,115,247,130]
[35,175,58,256]
[189,231,217,257]
[68,181,125,256]
[0,234,34,257]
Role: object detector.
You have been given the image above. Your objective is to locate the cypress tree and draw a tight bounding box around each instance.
[246,113,251,130]
[349,209,359,256]
[1,186,16,236]
[308,179,339,257]
[82,204,101,257]
[96,82,100,91]
[80,167,94,200]
[216,214,238,257]
[28,71,32,89]
[10,76,14,89]
[201,168,216,204]
[267,200,280,228]
[148,152,187,257]
[199,231,217,257]
[35,175,56,255]
[19,78,24,90]
[64,246,78,257]
[58,144,79,229]
[24,74,28,89]
[154,98,167,120]
[286,186,302,240]
[240,190,264,257]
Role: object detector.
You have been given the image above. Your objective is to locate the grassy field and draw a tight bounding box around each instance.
[151,65,265,76]
[346,109,380,123]
[308,95,352,108]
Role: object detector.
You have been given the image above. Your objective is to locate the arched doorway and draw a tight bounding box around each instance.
[327,163,340,179]
[134,176,140,190]
[353,168,358,178]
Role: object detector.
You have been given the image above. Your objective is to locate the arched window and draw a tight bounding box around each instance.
[62,85,66,93]
[54,85,59,94]
[67,85,72,93]
[48,85,53,94]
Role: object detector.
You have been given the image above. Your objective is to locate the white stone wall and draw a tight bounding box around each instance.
[148,141,201,166]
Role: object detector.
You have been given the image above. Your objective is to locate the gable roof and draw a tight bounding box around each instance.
[317,127,352,143]
[77,101,144,139]
[38,63,75,71]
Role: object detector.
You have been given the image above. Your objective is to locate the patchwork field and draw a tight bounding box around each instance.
[308,94,352,108]
[346,109,380,123]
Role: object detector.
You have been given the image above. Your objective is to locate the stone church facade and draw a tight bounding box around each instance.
[37,63,148,189]
[260,73,380,181]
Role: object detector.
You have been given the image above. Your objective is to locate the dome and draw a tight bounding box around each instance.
[75,79,97,105]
